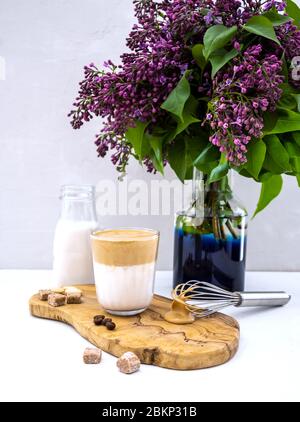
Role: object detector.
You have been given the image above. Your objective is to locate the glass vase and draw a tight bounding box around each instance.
[173,169,248,292]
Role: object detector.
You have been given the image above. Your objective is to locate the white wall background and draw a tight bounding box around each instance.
[0,0,300,271]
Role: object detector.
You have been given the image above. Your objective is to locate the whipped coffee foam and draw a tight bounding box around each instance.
[91,229,158,266]
[94,262,155,311]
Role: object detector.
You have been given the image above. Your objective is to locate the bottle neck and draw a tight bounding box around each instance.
[60,198,97,221]
[193,169,232,193]
[189,168,233,219]
[59,185,97,222]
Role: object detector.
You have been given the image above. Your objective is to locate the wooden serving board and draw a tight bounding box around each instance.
[29,285,239,370]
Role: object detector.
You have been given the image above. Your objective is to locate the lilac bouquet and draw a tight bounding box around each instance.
[69,0,300,215]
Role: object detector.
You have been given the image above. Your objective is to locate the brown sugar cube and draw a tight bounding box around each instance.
[64,287,82,303]
[52,288,66,295]
[83,347,102,364]
[117,352,140,374]
[66,292,82,304]
[64,286,82,295]
[39,289,52,301]
[48,293,67,307]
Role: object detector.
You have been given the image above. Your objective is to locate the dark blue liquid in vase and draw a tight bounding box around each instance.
[173,223,247,292]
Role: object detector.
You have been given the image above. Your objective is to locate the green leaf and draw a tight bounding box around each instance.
[292,131,300,146]
[284,140,300,156]
[253,175,283,217]
[291,156,300,172]
[284,140,300,172]
[296,174,300,187]
[286,0,300,27]
[210,48,239,78]
[236,168,255,179]
[185,134,219,173]
[263,8,291,26]
[244,16,280,44]
[196,161,220,174]
[291,94,300,112]
[173,114,200,138]
[192,44,206,71]
[193,144,220,167]
[203,25,237,60]
[277,94,297,110]
[280,83,297,95]
[185,168,194,180]
[263,111,278,134]
[258,171,274,183]
[172,97,200,139]
[185,132,209,161]
[265,108,300,134]
[245,140,267,179]
[144,133,164,175]
[183,151,195,180]
[148,136,163,161]
[150,153,164,174]
[263,153,285,174]
[168,138,187,182]
[208,162,229,184]
[198,96,210,103]
[264,135,291,171]
[161,71,191,122]
[125,121,150,158]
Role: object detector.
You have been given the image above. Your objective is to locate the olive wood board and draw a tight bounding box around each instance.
[29,285,240,370]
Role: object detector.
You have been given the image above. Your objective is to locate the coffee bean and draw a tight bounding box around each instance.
[106,321,116,331]
[94,315,116,330]
[93,315,105,326]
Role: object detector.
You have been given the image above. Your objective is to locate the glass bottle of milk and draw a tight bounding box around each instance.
[53,185,98,286]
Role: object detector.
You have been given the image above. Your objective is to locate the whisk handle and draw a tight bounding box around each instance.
[236,292,291,307]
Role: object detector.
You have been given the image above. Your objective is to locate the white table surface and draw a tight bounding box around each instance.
[0,270,299,403]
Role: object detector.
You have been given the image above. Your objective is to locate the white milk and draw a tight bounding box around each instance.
[94,261,156,312]
[53,220,97,287]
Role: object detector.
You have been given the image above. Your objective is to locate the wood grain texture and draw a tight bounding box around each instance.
[29,285,240,370]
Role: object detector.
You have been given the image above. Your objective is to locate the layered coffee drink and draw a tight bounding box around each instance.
[91,229,159,315]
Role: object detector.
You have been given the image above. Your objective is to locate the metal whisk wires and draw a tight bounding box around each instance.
[173,281,241,318]
[172,280,291,318]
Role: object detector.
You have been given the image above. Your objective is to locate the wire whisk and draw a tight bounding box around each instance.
[172,280,291,319]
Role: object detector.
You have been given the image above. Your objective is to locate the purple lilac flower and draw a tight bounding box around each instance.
[207,45,284,165]
[69,0,289,172]
[205,1,287,26]
[276,21,300,62]
[275,21,300,88]
[264,1,286,12]
[69,0,207,170]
